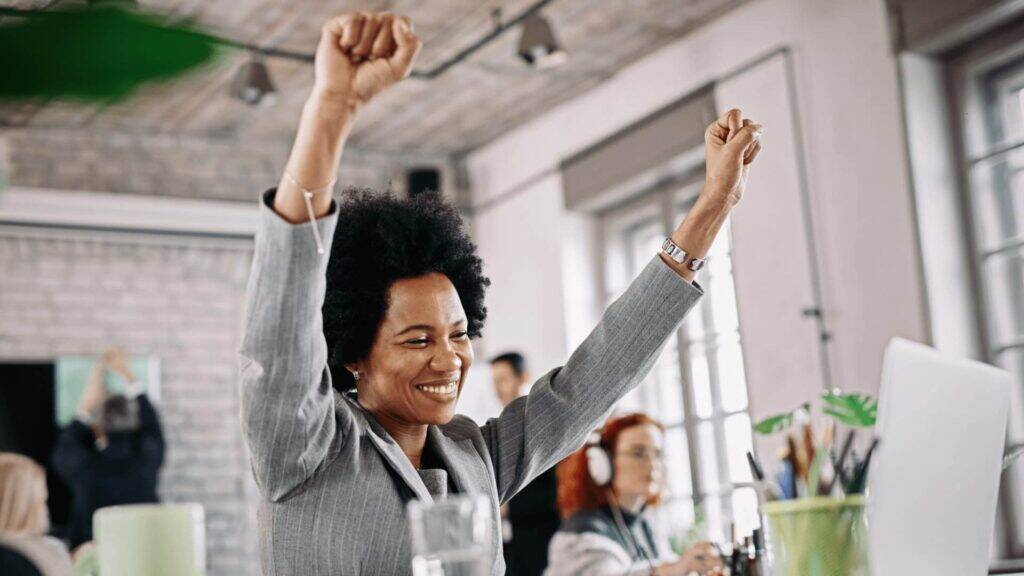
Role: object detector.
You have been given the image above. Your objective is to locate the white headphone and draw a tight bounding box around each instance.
[585,431,613,486]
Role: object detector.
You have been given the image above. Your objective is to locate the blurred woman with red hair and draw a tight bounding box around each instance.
[545,414,723,576]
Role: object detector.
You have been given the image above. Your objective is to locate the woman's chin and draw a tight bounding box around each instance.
[413,400,459,425]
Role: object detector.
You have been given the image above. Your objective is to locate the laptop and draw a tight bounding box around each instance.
[868,338,1012,576]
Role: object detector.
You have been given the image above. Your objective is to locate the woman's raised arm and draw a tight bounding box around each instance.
[273,12,421,223]
[239,12,421,501]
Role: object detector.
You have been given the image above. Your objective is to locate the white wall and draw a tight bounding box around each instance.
[471,173,570,374]
[465,0,930,420]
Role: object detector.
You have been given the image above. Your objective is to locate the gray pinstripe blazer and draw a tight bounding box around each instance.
[239,190,702,575]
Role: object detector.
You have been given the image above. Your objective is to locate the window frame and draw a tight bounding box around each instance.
[947,18,1024,558]
[595,172,758,541]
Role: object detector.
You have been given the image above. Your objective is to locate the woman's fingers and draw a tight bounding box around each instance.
[744,139,762,165]
[333,13,363,51]
[390,16,422,77]
[371,13,397,59]
[727,122,763,156]
[708,108,742,146]
[726,110,742,142]
[352,13,383,58]
[714,109,739,133]
[706,119,728,146]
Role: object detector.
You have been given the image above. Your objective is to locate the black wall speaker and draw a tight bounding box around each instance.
[407,168,441,198]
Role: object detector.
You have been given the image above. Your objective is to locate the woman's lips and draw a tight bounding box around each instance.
[414,380,458,400]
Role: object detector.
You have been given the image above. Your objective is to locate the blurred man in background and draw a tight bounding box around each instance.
[492,352,561,576]
[51,350,164,550]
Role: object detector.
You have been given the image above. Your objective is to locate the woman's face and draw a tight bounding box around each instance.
[611,424,664,502]
[354,273,473,426]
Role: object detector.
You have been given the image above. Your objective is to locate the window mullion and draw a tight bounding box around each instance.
[702,304,734,526]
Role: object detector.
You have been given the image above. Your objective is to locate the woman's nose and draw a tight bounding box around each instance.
[430,340,462,372]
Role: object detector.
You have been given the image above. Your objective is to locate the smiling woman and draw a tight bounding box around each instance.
[238,9,760,576]
[321,189,489,448]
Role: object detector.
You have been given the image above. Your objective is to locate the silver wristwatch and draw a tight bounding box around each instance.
[661,238,707,272]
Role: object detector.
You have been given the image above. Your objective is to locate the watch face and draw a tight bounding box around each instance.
[687,258,705,271]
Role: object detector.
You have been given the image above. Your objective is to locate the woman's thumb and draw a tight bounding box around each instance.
[727,123,763,153]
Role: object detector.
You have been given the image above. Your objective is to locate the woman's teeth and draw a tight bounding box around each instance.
[416,382,457,397]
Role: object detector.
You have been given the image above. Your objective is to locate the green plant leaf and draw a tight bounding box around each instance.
[821,392,877,428]
[753,403,810,435]
[0,5,222,101]
[753,412,795,435]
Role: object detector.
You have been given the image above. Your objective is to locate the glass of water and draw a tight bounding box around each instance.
[407,495,492,576]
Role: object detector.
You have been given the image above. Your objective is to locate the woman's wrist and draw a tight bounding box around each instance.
[306,88,361,123]
[670,193,732,253]
[695,183,736,214]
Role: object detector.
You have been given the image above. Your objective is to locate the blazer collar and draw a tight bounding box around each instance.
[339,393,434,504]
[427,425,485,496]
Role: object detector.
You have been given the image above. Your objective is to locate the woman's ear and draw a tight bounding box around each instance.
[344,363,362,381]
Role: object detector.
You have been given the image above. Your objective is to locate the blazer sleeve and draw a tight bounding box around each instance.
[481,256,702,504]
[238,189,347,502]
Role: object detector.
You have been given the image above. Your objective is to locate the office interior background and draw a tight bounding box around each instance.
[0,0,1022,574]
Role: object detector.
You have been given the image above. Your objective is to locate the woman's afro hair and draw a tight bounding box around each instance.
[323,188,489,392]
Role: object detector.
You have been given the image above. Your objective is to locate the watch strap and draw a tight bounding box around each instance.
[661,238,706,271]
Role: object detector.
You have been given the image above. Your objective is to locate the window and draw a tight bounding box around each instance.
[599,180,757,545]
[956,43,1024,555]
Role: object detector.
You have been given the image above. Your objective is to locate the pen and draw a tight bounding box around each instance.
[827,430,856,495]
[747,451,765,481]
[847,438,879,494]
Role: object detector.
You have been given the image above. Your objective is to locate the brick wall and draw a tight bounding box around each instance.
[0,230,256,575]
[2,127,457,201]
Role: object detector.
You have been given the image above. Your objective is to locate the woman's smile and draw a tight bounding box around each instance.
[413,377,460,401]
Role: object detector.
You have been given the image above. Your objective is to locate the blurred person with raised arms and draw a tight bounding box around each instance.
[240,9,762,575]
[51,349,165,550]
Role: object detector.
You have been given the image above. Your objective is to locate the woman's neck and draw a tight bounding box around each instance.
[370,409,429,469]
[611,491,647,515]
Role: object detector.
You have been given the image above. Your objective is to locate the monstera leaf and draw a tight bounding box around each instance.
[753,403,810,435]
[821,392,877,428]
[0,4,222,101]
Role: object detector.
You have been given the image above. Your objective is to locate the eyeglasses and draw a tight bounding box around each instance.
[614,447,664,464]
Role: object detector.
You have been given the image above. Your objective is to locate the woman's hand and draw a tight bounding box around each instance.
[275,11,421,222]
[702,108,763,208]
[661,108,763,281]
[313,12,422,108]
[654,541,724,575]
[103,348,133,380]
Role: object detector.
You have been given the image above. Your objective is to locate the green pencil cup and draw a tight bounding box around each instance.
[93,503,206,576]
[762,496,870,576]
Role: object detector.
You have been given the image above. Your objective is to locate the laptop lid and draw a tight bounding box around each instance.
[869,338,1011,576]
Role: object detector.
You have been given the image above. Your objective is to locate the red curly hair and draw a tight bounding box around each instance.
[556,413,666,519]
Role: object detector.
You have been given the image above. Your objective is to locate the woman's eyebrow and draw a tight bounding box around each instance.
[393,318,468,337]
[393,324,434,337]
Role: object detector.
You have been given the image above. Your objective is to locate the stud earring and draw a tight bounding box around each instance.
[352,371,361,382]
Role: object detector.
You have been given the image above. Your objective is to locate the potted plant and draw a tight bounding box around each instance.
[752,392,879,576]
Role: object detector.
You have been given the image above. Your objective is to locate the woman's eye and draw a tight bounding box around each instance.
[452,331,469,339]
[406,338,429,346]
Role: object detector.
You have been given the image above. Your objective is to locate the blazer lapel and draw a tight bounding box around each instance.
[341,394,434,504]
[428,425,486,496]
[428,425,503,575]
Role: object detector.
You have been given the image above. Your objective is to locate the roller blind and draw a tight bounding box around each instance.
[560,86,715,211]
